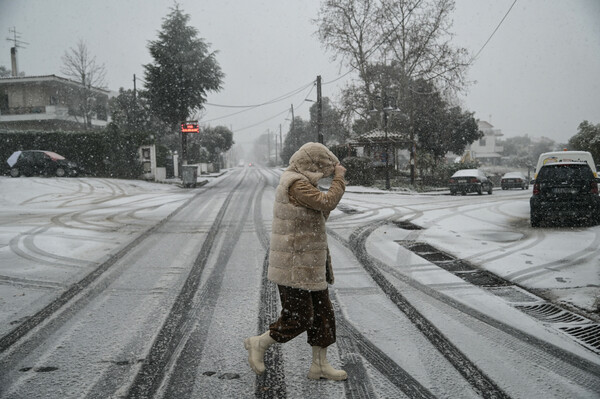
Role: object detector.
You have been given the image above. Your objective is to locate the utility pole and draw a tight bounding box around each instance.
[181,133,187,166]
[291,103,295,138]
[133,74,137,101]
[410,109,415,185]
[267,129,271,164]
[276,124,280,165]
[383,108,390,190]
[316,75,323,144]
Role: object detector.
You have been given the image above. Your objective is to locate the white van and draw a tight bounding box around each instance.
[534,151,597,179]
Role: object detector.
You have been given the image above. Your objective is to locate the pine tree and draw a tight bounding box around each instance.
[143,4,224,129]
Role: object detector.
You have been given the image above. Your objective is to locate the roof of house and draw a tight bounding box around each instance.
[349,129,413,145]
[477,120,503,136]
[473,151,503,158]
[0,74,110,94]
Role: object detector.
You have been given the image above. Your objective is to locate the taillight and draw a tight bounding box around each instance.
[516,179,522,183]
[592,181,598,195]
[449,178,455,183]
[470,178,478,183]
[533,182,540,195]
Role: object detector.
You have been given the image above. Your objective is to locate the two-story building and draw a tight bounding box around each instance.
[467,120,504,165]
[0,74,111,131]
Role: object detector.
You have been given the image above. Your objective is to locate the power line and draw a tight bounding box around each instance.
[201,68,347,134]
[202,84,312,124]
[322,68,354,85]
[228,83,316,133]
[205,80,314,108]
[470,0,518,64]
[231,108,291,133]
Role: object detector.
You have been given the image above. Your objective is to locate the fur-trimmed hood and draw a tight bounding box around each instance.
[286,142,339,186]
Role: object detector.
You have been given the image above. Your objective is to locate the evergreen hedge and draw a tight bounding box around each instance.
[342,156,374,186]
[0,127,144,178]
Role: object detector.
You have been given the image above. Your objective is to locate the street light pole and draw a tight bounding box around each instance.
[316,75,323,144]
[383,109,390,190]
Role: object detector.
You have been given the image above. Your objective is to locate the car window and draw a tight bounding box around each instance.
[503,173,523,178]
[538,164,593,181]
[21,151,35,161]
[33,152,48,162]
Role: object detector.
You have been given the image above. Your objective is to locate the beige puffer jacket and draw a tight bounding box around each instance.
[267,142,345,291]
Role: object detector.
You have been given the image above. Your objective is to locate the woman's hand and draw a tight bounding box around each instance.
[334,163,346,177]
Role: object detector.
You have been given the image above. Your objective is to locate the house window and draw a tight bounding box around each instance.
[50,96,58,105]
[479,138,486,146]
[0,93,8,111]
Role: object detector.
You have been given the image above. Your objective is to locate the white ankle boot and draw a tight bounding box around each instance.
[307,346,347,381]
[244,331,276,375]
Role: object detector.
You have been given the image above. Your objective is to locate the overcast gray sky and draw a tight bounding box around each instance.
[1,0,599,147]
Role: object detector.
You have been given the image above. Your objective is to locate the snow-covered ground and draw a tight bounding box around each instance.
[334,183,600,315]
[1,169,599,398]
[1,173,598,324]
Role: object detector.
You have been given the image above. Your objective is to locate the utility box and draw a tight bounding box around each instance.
[182,165,198,188]
[138,144,156,180]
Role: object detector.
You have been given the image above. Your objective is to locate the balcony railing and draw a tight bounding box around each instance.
[0,105,109,126]
[0,106,46,115]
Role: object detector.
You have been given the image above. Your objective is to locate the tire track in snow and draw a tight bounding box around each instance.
[156,175,259,398]
[505,227,600,283]
[338,223,511,399]
[334,222,600,395]
[252,173,286,399]
[125,171,248,398]
[0,187,203,354]
[260,169,431,398]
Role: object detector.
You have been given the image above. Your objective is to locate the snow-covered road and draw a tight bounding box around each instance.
[0,168,598,398]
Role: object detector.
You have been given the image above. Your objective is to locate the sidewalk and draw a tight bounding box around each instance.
[156,169,229,188]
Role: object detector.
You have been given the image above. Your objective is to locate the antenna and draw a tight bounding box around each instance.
[6,27,29,49]
[6,27,28,76]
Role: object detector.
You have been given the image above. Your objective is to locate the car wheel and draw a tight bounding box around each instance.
[56,167,66,177]
[461,190,467,196]
[531,210,541,227]
[9,167,20,177]
[450,190,456,195]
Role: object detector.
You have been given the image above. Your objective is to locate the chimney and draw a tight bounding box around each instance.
[11,47,18,77]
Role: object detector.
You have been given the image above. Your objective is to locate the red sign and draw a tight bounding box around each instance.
[181,121,199,133]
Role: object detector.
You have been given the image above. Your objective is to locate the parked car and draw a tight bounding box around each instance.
[7,150,80,177]
[449,169,493,195]
[530,161,600,227]
[501,172,529,190]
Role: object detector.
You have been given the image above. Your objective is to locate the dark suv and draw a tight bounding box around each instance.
[7,150,80,177]
[530,162,600,227]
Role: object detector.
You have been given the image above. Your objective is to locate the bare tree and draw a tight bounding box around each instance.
[316,0,385,107]
[61,40,107,128]
[316,0,470,114]
[317,0,473,184]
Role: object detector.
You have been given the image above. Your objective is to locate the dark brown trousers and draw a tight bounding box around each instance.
[269,285,336,348]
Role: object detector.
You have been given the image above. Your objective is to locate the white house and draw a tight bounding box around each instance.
[0,74,111,131]
[468,120,504,165]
